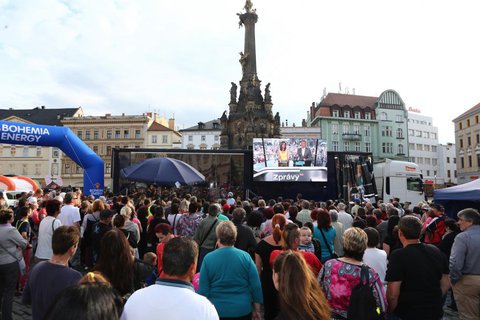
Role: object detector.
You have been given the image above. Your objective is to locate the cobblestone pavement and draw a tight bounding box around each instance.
[10,294,459,320]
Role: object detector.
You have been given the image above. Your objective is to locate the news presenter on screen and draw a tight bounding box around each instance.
[297,140,313,162]
[277,141,289,167]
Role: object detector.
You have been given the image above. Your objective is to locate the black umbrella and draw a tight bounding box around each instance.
[121,157,205,186]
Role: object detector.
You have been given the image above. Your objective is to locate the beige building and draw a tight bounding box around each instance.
[0,107,82,187]
[61,113,151,188]
[453,102,480,184]
[145,115,182,149]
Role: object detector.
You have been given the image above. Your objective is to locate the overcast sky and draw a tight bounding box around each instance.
[1,0,478,144]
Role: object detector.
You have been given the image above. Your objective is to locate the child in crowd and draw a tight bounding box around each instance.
[142,252,158,286]
[298,226,322,261]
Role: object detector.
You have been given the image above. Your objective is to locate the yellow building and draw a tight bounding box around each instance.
[453,102,480,184]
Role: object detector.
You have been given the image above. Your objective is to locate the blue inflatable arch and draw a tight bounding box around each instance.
[0,120,104,196]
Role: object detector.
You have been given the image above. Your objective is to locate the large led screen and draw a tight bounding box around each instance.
[253,138,327,182]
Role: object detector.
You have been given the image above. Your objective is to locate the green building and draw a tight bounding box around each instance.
[308,89,409,163]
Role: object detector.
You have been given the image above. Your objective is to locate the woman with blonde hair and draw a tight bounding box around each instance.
[254,214,286,320]
[318,227,387,319]
[273,250,330,320]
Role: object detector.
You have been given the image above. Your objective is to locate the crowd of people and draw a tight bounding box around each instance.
[0,188,479,320]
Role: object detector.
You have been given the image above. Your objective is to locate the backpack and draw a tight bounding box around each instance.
[346,265,383,320]
[83,215,99,246]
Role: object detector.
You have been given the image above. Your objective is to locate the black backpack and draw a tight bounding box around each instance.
[347,265,383,320]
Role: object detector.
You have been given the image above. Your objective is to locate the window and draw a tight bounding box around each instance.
[416,144,422,151]
[432,159,437,166]
[93,130,99,140]
[454,170,457,178]
[115,130,121,139]
[468,136,471,146]
[382,142,393,153]
[365,142,371,152]
[460,139,463,148]
[396,128,403,138]
[354,112,361,119]
[461,157,464,168]
[454,158,456,164]
[365,112,371,120]
[344,111,350,118]
[64,163,71,174]
[124,130,129,139]
[477,154,480,167]
[353,125,360,134]
[332,124,338,135]
[36,147,42,157]
[76,165,82,174]
[467,119,471,127]
[432,145,437,152]
[52,148,59,158]
[106,146,112,156]
[77,131,83,139]
[477,134,479,144]
[447,157,450,163]
[408,129,414,136]
[93,146,98,153]
[425,158,431,165]
[151,135,157,144]
[364,126,370,136]
[22,146,29,157]
[469,156,472,167]
[424,145,430,152]
[332,141,339,151]
[188,135,193,142]
[343,142,350,151]
[432,133,437,139]
[355,142,361,151]
[343,124,349,134]
[395,114,403,122]
[417,157,423,164]
[426,170,430,176]
[379,112,387,121]
[85,131,91,140]
[447,170,451,178]
[201,135,206,142]
[51,163,58,175]
[332,110,339,117]
[382,126,392,137]
[409,143,415,150]
[416,130,422,137]
[106,163,111,174]
[459,122,463,130]
[476,115,479,124]
[107,130,112,139]
[135,130,141,139]
[162,135,168,144]
[214,135,219,141]
[398,144,404,154]
[410,157,415,162]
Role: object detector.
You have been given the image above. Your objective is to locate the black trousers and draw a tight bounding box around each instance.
[0,261,20,320]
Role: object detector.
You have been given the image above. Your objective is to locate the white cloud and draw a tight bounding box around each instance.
[1,0,479,144]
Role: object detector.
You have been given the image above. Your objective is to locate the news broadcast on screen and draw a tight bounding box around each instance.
[253,138,327,182]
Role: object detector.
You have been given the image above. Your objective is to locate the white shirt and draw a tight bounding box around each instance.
[363,247,387,282]
[337,210,353,230]
[58,204,81,226]
[35,216,62,259]
[121,280,219,320]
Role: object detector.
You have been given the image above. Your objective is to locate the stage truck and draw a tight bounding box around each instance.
[112,142,423,204]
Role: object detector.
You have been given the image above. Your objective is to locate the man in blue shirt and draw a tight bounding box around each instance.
[450,208,480,320]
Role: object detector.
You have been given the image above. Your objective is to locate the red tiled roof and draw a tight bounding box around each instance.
[453,102,480,121]
[319,93,378,108]
[148,121,173,132]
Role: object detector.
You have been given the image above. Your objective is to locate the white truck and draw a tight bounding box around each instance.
[373,159,424,205]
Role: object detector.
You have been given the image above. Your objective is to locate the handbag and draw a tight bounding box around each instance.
[318,226,338,261]
[0,242,26,276]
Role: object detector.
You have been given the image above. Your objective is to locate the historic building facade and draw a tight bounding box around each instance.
[180,119,222,150]
[453,102,480,184]
[61,113,151,187]
[220,1,280,150]
[308,90,409,163]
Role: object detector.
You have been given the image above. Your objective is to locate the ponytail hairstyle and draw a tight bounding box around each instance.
[272,214,287,244]
[273,251,330,320]
[281,223,300,250]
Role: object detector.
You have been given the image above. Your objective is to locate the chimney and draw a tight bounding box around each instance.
[146,112,153,118]
[168,118,175,130]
